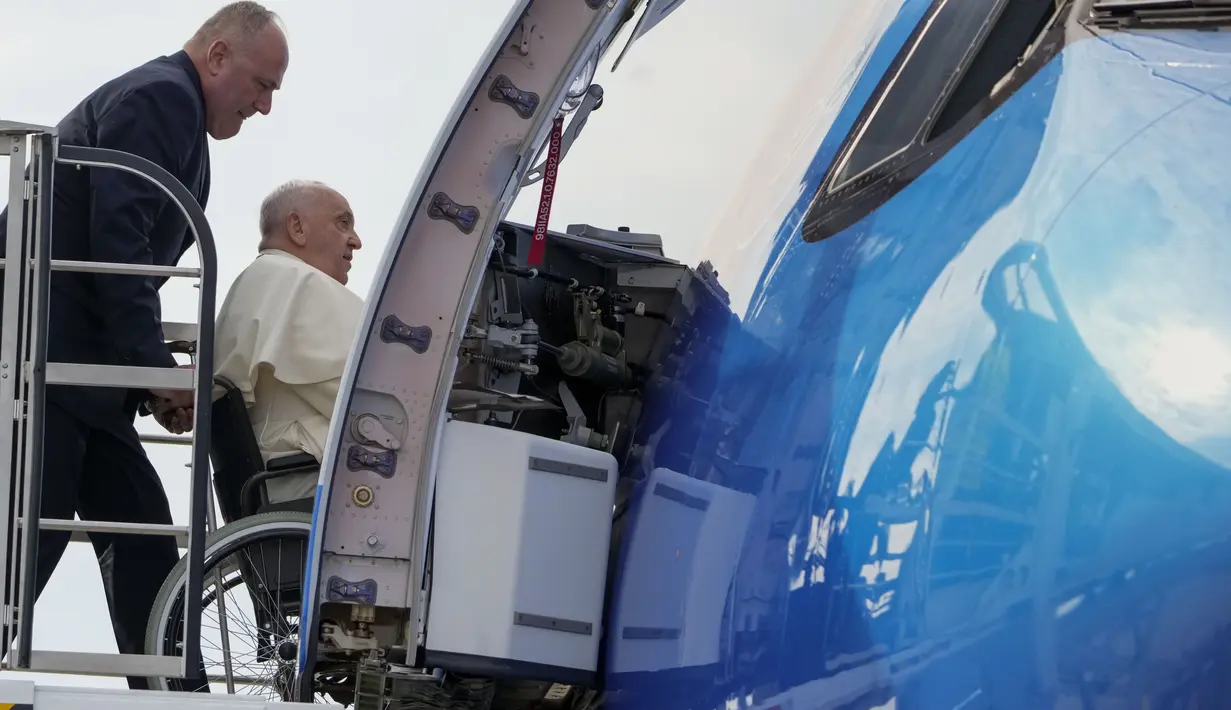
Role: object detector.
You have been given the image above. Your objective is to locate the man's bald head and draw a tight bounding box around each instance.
[259,180,363,285]
[185,2,289,140]
[186,2,282,53]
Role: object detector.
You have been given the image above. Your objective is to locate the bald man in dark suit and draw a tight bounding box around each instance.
[0,1,288,689]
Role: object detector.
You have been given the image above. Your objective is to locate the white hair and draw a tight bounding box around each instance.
[258,179,333,245]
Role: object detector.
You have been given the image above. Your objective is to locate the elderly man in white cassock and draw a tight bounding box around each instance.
[212,179,365,504]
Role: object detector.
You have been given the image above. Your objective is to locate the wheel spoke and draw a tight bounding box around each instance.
[145,512,343,704]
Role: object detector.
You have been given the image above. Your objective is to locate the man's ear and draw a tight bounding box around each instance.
[286,211,308,247]
[205,39,230,76]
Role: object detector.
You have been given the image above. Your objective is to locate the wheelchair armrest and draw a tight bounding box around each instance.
[240,454,320,518]
[257,498,316,515]
[166,340,197,356]
[267,452,319,472]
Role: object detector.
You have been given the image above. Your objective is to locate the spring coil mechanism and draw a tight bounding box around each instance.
[464,350,539,375]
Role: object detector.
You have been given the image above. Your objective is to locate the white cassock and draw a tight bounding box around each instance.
[213,248,366,504]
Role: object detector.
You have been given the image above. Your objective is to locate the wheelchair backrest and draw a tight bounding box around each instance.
[209,375,265,525]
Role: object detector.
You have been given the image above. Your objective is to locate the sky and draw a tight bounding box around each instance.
[0,0,837,692]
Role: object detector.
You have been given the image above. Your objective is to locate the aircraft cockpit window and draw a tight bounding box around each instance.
[830,0,1004,189]
[802,0,1064,242]
[928,0,1059,139]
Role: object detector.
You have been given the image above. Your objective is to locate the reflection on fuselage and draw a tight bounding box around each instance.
[603,4,1231,709]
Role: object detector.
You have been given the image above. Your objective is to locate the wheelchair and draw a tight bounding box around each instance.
[140,374,328,701]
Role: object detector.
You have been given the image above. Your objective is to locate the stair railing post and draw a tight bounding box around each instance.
[0,126,36,656]
[14,130,54,667]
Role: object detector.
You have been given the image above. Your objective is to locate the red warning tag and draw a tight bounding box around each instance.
[527,115,564,266]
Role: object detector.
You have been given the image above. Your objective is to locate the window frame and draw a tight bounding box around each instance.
[800,0,1071,243]
[827,0,1009,194]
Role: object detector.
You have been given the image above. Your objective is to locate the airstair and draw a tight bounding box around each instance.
[0,119,216,677]
[0,120,285,707]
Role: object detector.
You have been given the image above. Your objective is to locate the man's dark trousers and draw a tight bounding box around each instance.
[4,399,180,690]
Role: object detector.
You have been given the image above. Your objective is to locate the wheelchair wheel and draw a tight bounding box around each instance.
[142,510,342,702]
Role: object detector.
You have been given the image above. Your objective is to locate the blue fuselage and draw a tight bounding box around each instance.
[603,2,1231,707]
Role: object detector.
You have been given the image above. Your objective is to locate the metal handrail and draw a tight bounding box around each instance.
[15,132,53,670]
[0,135,217,681]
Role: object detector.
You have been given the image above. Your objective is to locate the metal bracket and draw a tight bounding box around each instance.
[522,84,604,186]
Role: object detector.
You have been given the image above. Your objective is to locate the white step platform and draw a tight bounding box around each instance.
[0,679,313,709]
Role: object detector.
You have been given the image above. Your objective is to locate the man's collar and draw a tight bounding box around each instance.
[169,50,207,111]
[258,249,351,288]
[259,248,307,264]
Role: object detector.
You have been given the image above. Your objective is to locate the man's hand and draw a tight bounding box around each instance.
[149,389,193,434]
[149,364,196,435]
[157,406,194,435]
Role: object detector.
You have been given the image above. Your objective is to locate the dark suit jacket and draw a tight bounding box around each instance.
[0,50,211,433]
